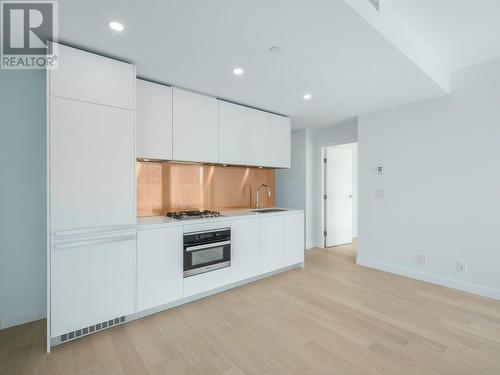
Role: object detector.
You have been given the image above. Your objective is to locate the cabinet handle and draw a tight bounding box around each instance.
[54,224,135,237]
[54,235,136,250]
[185,240,231,252]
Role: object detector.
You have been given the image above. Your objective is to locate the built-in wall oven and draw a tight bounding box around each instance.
[183,228,231,277]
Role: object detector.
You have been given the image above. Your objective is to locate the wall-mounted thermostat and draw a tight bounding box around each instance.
[376,165,385,174]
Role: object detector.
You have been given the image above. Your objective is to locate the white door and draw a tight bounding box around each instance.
[218,101,247,165]
[246,108,269,167]
[231,218,260,282]
[136,79,173,160]
[50,97,135,236]
[325,147,353,247]
[172,87,219,163]
[269,114,291,168]
[137,227,183,311]
[51,234,136,337]
[259,215,283,273]
[283,213,304,266]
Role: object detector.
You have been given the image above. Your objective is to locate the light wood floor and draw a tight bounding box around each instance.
[2,243,500,375]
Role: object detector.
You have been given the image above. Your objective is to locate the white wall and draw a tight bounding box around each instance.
[0,70,47,329]
[278,120,358,249]
[312,118,358,247]
[276,129,314,248]
[357,58,500,299]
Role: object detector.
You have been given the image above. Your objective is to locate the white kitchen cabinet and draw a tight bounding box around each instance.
[269,114,291,168]
[246,108,270,167]
[50,234,136,337]
[49,43,135,109]
[172,88,219,163]
[283,213,304,267]
[50,97,135,236]
[183,268,231,298]
[218,101,247,165]
[259,215,284,273]
[137,227,183,311]
[136,79,173,160]
[231,218,260,282]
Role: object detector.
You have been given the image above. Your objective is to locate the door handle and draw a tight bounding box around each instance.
[54,235,136,250]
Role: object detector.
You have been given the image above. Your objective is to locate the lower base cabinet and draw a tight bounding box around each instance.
[137,226,183,311]
[51,234,136,337]
[260,216,284,273]
[231,218,260,282]
[283,213,305,267]
[260,212,304,274]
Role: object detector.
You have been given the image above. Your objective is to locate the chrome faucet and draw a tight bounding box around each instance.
[256,184,271,209]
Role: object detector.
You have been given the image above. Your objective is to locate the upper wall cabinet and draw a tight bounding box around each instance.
[246,108,270,167]
[218,101,246,165]
[136,80,173,160]
[50,43,135,110]
[172,88,219,163]
[269,114,291,168]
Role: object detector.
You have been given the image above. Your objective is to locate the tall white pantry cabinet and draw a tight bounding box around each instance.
[47,43,136,350]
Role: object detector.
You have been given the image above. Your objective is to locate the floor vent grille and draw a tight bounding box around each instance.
[60,316,126,343]
[368,0,380,11]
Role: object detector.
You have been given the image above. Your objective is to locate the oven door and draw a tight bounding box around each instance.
[183,240,231,277]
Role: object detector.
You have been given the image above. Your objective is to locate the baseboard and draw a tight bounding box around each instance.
[356,257,500,300]
[0,305,46,330]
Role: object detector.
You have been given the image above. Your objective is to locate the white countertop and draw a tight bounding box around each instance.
[136,208,303,229]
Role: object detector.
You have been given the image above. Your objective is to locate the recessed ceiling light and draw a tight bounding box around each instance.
[109,21,124,32]
[303,94,312,101]
[233,68,244,76]
[269,46,281,54]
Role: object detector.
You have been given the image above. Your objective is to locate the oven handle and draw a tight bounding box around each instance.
[185,240,231,252]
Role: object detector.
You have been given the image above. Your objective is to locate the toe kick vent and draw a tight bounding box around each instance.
[368,0,380,11]
[59,316,126,343]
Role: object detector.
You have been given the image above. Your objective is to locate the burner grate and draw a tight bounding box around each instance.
[166,210,221,220]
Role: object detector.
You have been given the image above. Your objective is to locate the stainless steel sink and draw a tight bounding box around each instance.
[251,208,288,214]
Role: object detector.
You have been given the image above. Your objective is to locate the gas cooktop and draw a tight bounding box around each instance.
[166,210,222,220]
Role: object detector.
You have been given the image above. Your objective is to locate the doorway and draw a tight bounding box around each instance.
[322,143,358,248]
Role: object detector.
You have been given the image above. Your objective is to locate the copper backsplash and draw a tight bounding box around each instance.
[137,161,275,217]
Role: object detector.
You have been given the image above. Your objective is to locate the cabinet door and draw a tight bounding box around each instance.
[172,88,219,163]
[50,97,135,236]
[283,213,304,267]
[259,215,283,273]
[218,101,246,165]
[246,108,270,167]
[50,43,135,109]
[269,114,291,168]
[136,80,173,160]
[51,234,135,337]
[137,227,183,311]
[231,218,260,282]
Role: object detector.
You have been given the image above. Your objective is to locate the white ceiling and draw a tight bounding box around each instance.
[386,0,500,71]
[57,0,453,129]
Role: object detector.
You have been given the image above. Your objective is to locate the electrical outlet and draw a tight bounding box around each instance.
[456,261,467,273]
[416,254,426,265]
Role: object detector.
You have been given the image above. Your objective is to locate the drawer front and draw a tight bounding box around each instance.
[183,268,231,298]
